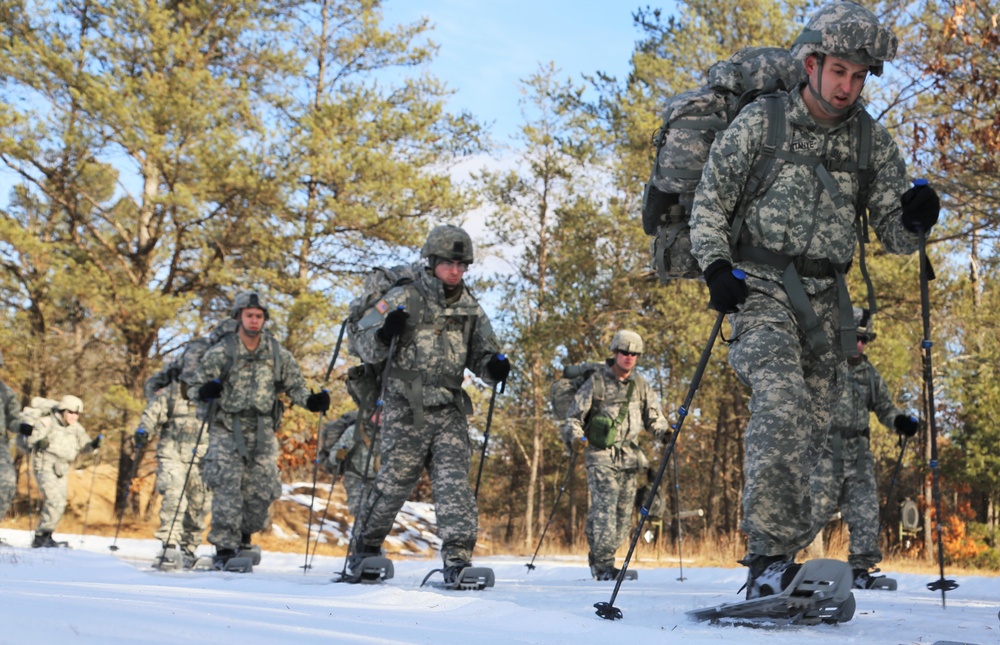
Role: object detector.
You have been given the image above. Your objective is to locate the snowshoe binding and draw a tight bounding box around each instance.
[853,568,897,591]
[687,558,856,626]
[153,544,184,571]
[420,561,495,591]
[212,548,254,573]
[31,531,68,548]
[336,548,394,584]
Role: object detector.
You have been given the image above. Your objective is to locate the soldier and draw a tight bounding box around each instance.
[690,1,940,598]
[319,408,379,516]
[809,308,917,589]
[140,360,211,565]
[561,330,669,580]
[26,395,100,547]
[1,351,28,527]
[188,291,330,568]
[350,224,510,583]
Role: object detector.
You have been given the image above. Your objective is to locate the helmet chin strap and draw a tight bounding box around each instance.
[807,56,861,118]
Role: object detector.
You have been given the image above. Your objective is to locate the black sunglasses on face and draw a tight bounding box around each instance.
[618,350,639,357]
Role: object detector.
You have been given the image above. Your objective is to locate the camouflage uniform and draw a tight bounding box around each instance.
[563,359,669,577]
[810,355,902,570]
[188,333,311,553]
[690,61,918,558]
[320,409,379,516]
[0,379,24,521]
[352,265,502,568]
[141,379,211,550]
[29,405,95,532]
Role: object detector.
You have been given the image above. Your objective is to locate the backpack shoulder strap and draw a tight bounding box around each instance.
[220,333,238,383]
[729,94,785,251]
[270,335,282,386]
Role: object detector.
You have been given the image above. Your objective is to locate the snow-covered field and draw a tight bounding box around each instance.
[1,528,997,644]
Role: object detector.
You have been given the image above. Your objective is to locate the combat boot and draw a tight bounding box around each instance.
[32,530,59,548]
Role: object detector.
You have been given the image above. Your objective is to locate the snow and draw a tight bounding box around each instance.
[2,528,997,644]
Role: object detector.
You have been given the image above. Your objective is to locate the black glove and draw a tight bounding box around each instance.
[900,183,940,233]
[306,389,331,413]
[35,437,50,451]
[704,259,748,313]
[198,379,223,401]
[376,308,409,344]
[134,428,149,446]
[894,414,919,437]
[90,435,103,450]
[486,353,510,383]
[19,422,33,437]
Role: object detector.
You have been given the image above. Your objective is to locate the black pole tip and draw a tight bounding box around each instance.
[525,563,535,571]
[108,546,119,552]
[594,602,623,620]
[927,579,958,592]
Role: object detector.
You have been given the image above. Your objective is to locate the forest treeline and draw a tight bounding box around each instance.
[1,0,997,568]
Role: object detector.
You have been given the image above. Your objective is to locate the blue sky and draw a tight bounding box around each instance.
[385,0,675,142]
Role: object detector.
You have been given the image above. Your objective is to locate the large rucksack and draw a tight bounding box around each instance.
[17,396,59,454]
[643,46,857,282]
[549,361,605,423]
[342,264,425,415]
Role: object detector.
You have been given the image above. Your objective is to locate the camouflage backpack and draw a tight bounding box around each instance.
[16,396,59,454]
[549,362,606,423]
[642,46,875,284]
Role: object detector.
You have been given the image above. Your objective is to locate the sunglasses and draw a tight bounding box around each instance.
[857,335,871,344]
[618,350,639,357]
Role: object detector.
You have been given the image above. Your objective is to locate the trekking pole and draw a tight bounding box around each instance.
[916,219,957,606]
[325,319,348,382]
[157,400,214,564]
[474,361,506,500]
[877,433,910,544]
[109,430,151,551]
[79,439,104,544]
[671,451,686,582]
[595,309,725,621]
[302,404,328,573]
[306,459,343,571]
[337,324,400,581]
[525,449,579,572]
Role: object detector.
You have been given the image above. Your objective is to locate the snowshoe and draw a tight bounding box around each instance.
[420,562,495,591]
[153,545,184,571]
[336,552,394,584]
[32,531,68,548]
[592,567,638,582]
[853,568,897,591]
[687,558,856,627]
[237,545,262,566]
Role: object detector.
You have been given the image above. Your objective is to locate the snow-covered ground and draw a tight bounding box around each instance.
[1,528,997,644]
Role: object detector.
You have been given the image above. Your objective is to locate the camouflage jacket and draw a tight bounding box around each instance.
[140,380,204,444]
[320,410,358,454]
[353,265,502,409]
[830,356,902,437]
[0,381,22,434]
[31,412,93,465]
[564,364,669,470]
[690,86,919,291]
[188,333,310,430]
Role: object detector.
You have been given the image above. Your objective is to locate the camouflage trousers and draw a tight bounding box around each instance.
[32,456,71,532]
[809,431,881,570]
[341,469,374,518]
[0,442,15,520]
[357,395,477,566]
[727,278,841,557]
[584,452,638,570]
[203,421,281,551]
[154,437,211,548]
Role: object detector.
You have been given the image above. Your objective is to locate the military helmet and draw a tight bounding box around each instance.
[58,395,84,414]
[854,306,876,342]
[791,1,898,76]
[231,291,269,320]
[421,225,474,264]
[610,330,644,355]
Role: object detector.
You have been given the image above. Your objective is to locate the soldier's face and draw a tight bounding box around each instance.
[240,308,266,336]
[614,349,638,373]
[434,259,468,287]
[63,410,80,424]
[805,54,869,117]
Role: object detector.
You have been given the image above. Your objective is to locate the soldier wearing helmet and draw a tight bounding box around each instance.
[188,289,330,570]
[809,306,916,590]
[690,1,941,602]
[348,224,509,584]
[28,394,101,548]
[562,329,669,580]
[0,350,27,532]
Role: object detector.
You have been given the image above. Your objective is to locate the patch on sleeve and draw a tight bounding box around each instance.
[374,300,389,315]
